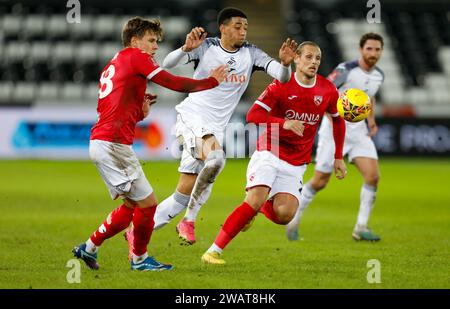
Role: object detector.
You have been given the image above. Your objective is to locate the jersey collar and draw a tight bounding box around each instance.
[219,40,241,54]
[294,73,316,88]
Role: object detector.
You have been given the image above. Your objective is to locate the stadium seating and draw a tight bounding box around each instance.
[0,0,222,105]
[0,0,449,109]
[287,0,450,107]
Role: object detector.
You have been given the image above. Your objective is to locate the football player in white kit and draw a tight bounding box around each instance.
[286,33,385,242]
[125,7,298,246]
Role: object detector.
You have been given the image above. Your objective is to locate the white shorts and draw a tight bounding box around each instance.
[89,140,153,201]
[175,114,224,174]
[246,151,307,203]
[315,131,378,174]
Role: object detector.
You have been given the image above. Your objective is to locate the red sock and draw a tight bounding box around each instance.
[132,206,157,256]
[260,199,282,224]
[90,204,134,246]
[214,202,257,250]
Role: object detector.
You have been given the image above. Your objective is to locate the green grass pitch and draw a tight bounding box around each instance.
[0,158,449,289]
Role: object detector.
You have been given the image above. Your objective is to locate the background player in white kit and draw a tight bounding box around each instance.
[286,33,385,242]
[130,7,298,245]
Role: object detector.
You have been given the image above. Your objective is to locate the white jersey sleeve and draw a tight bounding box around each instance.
[249,44,274,72]
[249,44,291,82]
[327,62,352,88]
[161,47,189,69]
[186,39,211,66]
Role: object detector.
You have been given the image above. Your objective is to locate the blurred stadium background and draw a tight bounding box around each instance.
[0,0,449,159]
[0,0,449,289]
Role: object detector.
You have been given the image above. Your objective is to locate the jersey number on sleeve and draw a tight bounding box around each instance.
[98,65,115,99]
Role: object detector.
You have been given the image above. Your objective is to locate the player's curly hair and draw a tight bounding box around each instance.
[217,7,247,26]
[122,17,163,47]
[360,32,384,48]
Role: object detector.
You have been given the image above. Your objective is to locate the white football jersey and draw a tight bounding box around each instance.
[320,60,385,137]
[175,37,274,132]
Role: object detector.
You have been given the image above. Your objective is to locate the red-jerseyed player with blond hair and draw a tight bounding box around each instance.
[201,41,346,264]
[72,17,227,271]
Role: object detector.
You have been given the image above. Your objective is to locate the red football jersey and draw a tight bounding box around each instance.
[90,47,162,145]
[255,73,339,165]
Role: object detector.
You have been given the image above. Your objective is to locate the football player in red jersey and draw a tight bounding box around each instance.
[201,42,346,265]
[286,33,384,242]
[72,17,227,271]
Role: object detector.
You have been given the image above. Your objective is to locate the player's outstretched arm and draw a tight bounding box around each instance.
[331,115,346,179]
[150,65,227,93]
[264,38,298,83]
[247,103,305,136]
[246,103,285,126]
[162,27,207,69]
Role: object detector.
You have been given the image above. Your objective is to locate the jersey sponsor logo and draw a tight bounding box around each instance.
[288,95,297,100]
[314,95,323,106]
[225,73,247,84]
[285,109,320,125]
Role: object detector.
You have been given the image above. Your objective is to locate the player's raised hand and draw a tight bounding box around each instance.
[208,65,228,83]
[182,27,207,52]
[334,159,347,180]
[142,93,157,118]
[279,38,298,66]
[283,119,305,136]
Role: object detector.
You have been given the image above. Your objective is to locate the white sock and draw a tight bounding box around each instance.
[132,252,148,264]
[154,190,190,229]
[356,184,377,229]
[85,238,98,254]
[184,150,224,222]
[290,182,317,225]
[207,243,222,254]
[184,182,213,222]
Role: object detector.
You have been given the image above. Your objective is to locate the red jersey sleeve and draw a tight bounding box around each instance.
[130,48,162,78]
[247,80,285,126]
[150,70,218,93]
[327,87,340,117]
[327,86,345,159]
[254,80,281,112]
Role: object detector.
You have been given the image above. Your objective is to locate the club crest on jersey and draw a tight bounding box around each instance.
[314,95,323,106]
[227,57,237,72]
[224,56,246,84]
